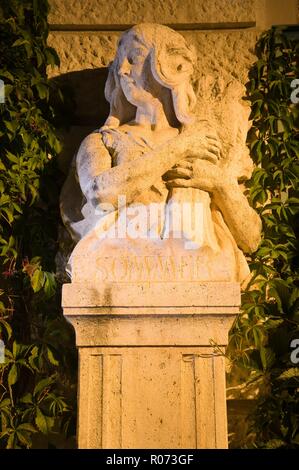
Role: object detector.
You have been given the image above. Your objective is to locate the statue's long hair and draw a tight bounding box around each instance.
[103,23,197,128]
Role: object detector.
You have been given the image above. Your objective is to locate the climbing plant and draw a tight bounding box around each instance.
[227,26,299,448]
[0,0,76,448]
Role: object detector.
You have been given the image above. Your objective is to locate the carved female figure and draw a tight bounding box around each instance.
[61,23,261,284]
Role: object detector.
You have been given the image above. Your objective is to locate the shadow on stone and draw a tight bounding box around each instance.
[53,67,110,126]
[50,67,110,174]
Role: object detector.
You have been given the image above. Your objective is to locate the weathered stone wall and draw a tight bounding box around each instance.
[48,0,298,447]
[47,0,298,172]
[48,0,255,25]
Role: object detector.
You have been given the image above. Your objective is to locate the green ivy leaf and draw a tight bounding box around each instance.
[35,83,49,100]
[12,39,30,47]
[35,408,48,434]
[0,319,12,339]
[20,393,33,404]
[31,268,45,293]
[265,439,286,449]
[43,272,56,297]
[47,347,59,366]
[8,363,18,386]
[18,423,37,433]
[35,408,54,434]
[33,376,55,397]
[277,368,299,380]
[260,347,276,371]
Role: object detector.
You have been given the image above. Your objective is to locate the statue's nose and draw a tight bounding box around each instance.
[118,57,131,76]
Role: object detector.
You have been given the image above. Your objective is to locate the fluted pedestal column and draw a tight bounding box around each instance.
[62,281,240,449]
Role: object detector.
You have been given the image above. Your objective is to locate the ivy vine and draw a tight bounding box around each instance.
[228,27,299,448]
[0,0,76,448]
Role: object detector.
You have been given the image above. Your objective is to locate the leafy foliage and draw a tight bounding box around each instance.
[227,27,299,448]
[0,0,77,448]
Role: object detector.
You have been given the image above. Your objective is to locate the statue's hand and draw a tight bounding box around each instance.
[163,158,234,193]
[183,130,222,163]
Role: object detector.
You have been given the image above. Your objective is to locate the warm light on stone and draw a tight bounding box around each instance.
[63,281,240,448]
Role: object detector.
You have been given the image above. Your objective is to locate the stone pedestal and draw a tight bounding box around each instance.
[62,281,240,449]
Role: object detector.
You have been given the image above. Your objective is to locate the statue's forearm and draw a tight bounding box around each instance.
[90,136,188,207]
[213,183,262,253]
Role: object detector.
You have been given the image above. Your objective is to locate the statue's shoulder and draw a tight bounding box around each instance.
[77,130,111,162]
[77,130,108,155]
[76,130,111,175]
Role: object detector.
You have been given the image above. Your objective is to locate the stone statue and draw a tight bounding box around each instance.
[60,23,261,286]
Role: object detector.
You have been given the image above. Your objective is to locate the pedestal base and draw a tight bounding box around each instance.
[62,282,240,449]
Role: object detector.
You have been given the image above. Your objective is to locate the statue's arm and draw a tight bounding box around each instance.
[94,137,190,207]
[163,155,262,254]
[77,132,185,208]
[77,127,221,209]
[79,132,212,209]
[213,182,262,253]
[76,132,112,204]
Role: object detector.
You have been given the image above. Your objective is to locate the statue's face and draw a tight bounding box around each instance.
[116,33,151,106]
